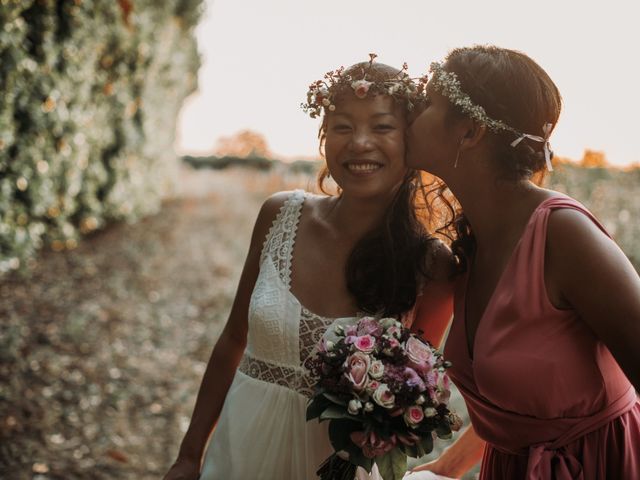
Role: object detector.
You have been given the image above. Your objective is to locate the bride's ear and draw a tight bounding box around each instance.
[459,121,487,152]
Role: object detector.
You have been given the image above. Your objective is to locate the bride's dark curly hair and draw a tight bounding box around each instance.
[440,46,562,269]
[315,61,459,318]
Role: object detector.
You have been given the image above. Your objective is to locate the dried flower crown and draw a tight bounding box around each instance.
[301,54,428,119]
[428,61,554,171]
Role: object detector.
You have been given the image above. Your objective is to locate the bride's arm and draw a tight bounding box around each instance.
[409,425,485,478]
[164,193,290,480]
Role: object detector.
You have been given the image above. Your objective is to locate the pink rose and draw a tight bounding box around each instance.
[351,80,372,99]
[365,379,381,395]
[345,325,358,336]
[344,352,371,392]
[436,371,451,405]
[403,405,425,428]
[354,334,376,354]
[406,336,434,366]
[357,317,383,337]
[368,360,385,379]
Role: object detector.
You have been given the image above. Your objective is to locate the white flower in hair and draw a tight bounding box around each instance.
[301,54,428,118]
[351,80,372,99]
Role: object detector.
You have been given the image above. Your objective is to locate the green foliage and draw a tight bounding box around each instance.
[183,154,275,171]
[375,447,407,480]
[0,0,204,273]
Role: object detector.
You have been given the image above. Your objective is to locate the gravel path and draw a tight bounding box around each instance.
[0,167,473,479]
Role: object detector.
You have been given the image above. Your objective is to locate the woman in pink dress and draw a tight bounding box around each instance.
[408,45,640,479]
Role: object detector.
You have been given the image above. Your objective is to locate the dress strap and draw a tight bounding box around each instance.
[260,189,306,289]
[518,195,613,295]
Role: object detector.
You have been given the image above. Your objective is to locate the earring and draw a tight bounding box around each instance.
[454,138,464,168]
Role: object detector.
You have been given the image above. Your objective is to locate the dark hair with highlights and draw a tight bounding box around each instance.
[441,45,563,268]
[315,61,454,318]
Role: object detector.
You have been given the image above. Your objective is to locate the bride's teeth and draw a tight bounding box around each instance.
[347,163,381,172]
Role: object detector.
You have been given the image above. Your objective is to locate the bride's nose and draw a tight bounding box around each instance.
[348,129,374,152]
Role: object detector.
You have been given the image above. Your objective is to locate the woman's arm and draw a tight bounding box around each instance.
[409,425,485,478]
[411,240,455,348]
[163,192,291,480]
[410,242,485,479]
[546,208,640,391]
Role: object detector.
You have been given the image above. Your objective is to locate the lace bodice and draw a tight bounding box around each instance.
[239,190,341,397]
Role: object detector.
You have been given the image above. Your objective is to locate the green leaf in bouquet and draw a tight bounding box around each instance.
[328,418,360,452]
[320,405,356,421]
[323,391,348,406]
[399,442,420,459]
[435,424,453,440]
[419,434,434,456]
[345,443,374,473]
[307,394,331,421]
[329,418,375,471]
[375,447,407,480]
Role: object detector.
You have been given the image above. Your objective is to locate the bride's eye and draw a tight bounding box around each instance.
[332,124,352,132]
[374,124,395,131]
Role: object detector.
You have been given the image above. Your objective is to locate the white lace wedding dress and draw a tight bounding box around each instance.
[200,190,384,479]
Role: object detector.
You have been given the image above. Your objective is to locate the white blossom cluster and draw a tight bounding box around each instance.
[428,62,521,136]
[0,1,203,273]
[302,55,427,119]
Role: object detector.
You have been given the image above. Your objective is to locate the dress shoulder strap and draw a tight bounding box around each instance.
[260,189,306,288]
[511,195,613,313]
[526,195,612,258]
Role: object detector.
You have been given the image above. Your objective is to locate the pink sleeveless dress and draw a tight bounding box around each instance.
[445,196,640,479]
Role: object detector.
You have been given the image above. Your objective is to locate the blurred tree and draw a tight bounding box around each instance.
[580,149,608,168]
[213,129,272,158]
[0,0,205,274]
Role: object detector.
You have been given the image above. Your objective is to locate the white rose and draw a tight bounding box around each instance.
[372,384,396,409]
[424,407,437,418]
[348,399,362,415]
[368,360,385,379]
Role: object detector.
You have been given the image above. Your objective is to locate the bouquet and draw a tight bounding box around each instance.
[306,316,462,480]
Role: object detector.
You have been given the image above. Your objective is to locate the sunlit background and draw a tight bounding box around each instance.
[176,0,640,166]
[2,2,639,478]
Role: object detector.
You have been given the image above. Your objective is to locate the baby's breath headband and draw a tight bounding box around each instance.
[301,53,428,119]
[428,61,554,171]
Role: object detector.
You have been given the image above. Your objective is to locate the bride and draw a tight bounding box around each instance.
[163,56,463,480]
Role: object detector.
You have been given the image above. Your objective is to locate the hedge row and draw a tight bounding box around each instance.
[0,0,203,273]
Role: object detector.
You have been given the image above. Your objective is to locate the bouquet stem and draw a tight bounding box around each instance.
[316,453,358,480]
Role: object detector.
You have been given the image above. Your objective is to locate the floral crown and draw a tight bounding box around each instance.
[301,54,428,119]
[428,61,554,171]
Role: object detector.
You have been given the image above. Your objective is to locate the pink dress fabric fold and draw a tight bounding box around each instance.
[444,196,640,479]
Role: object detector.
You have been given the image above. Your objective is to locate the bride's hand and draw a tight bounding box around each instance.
[404,459,458,480]
[163,457,200,480]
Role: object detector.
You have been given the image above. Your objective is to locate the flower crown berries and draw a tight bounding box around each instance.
[301,53,428,119]
[428,61,554,171]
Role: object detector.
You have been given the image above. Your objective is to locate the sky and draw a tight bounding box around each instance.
[175,0,640,166]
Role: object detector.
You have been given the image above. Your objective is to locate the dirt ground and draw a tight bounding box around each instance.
[0,167,474,479]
